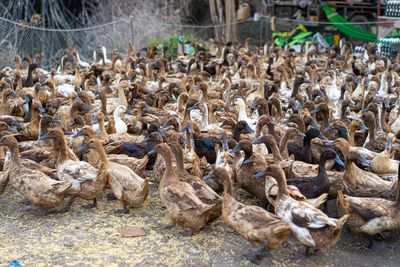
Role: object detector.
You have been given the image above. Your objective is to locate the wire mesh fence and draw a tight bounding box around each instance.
[0,12,390,71]
[0,15,272,70]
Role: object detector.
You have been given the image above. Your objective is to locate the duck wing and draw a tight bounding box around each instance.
[290,202,336,229]
[161,184,212,214]
[345,197,391,221]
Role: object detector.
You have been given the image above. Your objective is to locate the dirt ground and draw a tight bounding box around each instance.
[1,171,400,267]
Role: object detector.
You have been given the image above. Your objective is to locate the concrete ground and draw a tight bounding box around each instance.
[1,172,400,267]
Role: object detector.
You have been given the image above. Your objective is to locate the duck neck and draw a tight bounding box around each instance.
[348,124,357,146]
[233,126,242,142]
[279,133,292,160]
[365,121,376,146]
[274,172,289,198]
[173,146,185,171]
[344,160,357,189]
[321,112,330,132]
[30,108,39,127]
[114,111,123,123]
[118,86,128,107]
[98,119,109,140]
[99,90,107,116]
[294,118,306,134]
[162,151,177,180]
[317,155,328,177]
[201,105,209,130]
[222,175,234,196]
[376,106,383,133]
[270,141,283,162]
[57,137,70,164]
[8,145,20,167]
[96,143,109,164]
[267,124,279,143]
[201,88,208,103]
[238,103,249,121]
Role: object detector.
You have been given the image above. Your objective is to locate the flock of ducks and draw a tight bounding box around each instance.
[1,38,400,262]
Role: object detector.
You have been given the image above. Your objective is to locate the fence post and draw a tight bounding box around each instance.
[130,16,134,48]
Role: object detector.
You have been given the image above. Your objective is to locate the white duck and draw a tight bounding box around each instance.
[113,105,134,134]
[231,97,257,131]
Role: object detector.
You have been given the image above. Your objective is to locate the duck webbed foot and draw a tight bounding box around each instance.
[82,198,97,209]
[244,240,269,263]
[115,203,129,214]
[293,246,311,261]
[21,199,32,205]
[106,192,117,201]
[368,236,385,251]
[158,223,176,229]
[57,198,75,213]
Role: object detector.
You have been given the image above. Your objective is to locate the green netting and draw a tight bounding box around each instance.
[322,3,376,42]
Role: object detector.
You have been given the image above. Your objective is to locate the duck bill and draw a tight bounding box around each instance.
[83,105,90,112]
[245,125,254,133]
[268,121,278,126]
[386,137,393,150]
[255,171,267,178]
[324,125,334,131]
[91,117,98,124]
[249,102,258,108]
[161,122,170,129]
[217,107,225,112]
[325,141,335,146]
[319,133,328,140]
[11,91,20,98]
[252,138,263,145]
[373,99,381,104]
[311,120,320,128]
[359,122,368,130]
[297,132,306,137]
[243,158,252,164]
[38,106,45,113]
[142,137,150,142]
[77,144,89,152]
[188,105,197,111]
[11,121,22,127]
[72,131,83,138]
[282,119,290,124]
[311,107,320,114]
[64,130,75,135]
[334,157,345,168]
[297,105,305,109]
[6,126,17,132]
[358,155,370,166]
[38,133,50,141]
[125,109,134,115]
[203,173,215,181]
[230,145,240,154]
[188,124,194,134]
[384,99,389,109]
[147,150,157,155]
[157,129,165,137]
[52,119,62,124]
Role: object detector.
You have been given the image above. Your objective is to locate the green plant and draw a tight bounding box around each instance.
[149,30,196,57]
